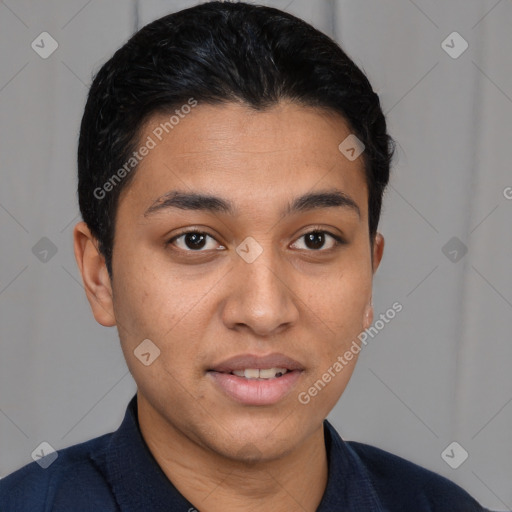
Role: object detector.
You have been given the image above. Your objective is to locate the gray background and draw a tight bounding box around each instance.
[1,0,511,510]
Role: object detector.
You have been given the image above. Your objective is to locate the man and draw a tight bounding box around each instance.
[0,2,492,510]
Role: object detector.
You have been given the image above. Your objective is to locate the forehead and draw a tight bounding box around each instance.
[118,101,368,220]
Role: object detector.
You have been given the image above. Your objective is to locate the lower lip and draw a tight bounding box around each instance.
[208,370,303,406]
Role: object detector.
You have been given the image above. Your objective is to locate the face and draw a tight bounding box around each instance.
[75,100,384,463]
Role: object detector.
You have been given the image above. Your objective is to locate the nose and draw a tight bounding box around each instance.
[220,248,300,337]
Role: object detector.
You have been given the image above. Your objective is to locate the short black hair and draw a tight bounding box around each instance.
[78,1,395,276]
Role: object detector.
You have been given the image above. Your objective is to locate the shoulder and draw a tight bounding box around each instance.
[346,441,489,512]
[0,433,118,512]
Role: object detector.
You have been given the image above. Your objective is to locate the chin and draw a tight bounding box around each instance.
[212,416,304,459]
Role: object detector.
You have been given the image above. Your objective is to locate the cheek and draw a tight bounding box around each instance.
[111,255,190,339]
[111,258,213,378]
[298,346,360,415]
[302,265,372,336]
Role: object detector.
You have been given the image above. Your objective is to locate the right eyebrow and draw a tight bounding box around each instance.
[144,190,234,217]
[143,188,361,220]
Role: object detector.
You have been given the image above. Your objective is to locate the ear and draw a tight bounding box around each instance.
[371,232,385,274]
[362,233,385,330]
[73,221,116,327]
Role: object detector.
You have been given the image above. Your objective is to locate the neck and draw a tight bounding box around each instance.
[137,395,329,512]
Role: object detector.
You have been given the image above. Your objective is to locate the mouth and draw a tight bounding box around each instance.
[207,353,304,405]
[215,367,290,379]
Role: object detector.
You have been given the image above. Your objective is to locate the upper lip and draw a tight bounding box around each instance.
[209,353,304,373]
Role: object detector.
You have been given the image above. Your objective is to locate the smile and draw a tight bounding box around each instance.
[207,353,304,405]
[231,367,288,379]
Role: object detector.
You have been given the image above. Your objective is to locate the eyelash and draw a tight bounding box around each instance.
[166,227,345,253]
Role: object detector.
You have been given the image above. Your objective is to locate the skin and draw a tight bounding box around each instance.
[74,100,384,512]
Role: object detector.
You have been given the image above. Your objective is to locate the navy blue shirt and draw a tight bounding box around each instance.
[0,395,491,511]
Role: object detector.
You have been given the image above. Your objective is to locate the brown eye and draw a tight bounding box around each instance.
[305,232,326,250]
[291,230,343,251]
[168,230,223,251]
[182,232,207,250]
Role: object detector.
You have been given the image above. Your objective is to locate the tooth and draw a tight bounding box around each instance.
[258,367,286,379]
[244,369,260,379]
[258,368,275,379]
[231,368,290,379]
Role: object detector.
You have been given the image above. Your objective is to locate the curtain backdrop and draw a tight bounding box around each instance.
[1,1,511,509]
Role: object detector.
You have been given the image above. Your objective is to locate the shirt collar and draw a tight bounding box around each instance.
[98,395,383,511]
[100,395,194,511]
[317,419,384,511]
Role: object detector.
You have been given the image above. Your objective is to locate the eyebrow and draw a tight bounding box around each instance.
[144,189,361,219]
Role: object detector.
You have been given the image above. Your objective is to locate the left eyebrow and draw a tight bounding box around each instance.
[285,189,361,219]
[144,189,361,219]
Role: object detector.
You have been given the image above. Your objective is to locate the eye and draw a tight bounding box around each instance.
[167,228,344,253]
[290,230,344,251]
[168,229,224,251]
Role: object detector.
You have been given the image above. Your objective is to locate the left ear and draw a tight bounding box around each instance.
[371,232,385,274]
[363,233,385,330]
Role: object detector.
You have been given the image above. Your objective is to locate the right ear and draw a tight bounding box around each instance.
[73,221,116,327]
